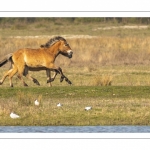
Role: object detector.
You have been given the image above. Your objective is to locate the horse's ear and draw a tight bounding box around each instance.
[45,43,49,47]
[40,45,44,48]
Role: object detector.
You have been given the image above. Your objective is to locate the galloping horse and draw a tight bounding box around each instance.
[0,36,73,87]
[0,53,62,87]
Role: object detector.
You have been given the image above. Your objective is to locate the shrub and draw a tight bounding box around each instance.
[92,75,113,86]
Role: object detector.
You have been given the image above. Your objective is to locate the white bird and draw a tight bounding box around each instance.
[57,103,63,107]
[85,106,92,111]
[10,112,20,119]
[34,99,39,106]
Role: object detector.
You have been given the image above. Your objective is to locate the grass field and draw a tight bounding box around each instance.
[1,64,150,126]
[1,21,150,125]
[1,86,150,126]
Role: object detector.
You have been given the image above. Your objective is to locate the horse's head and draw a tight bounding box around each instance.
[58,40,73,58]
[41,36,73,59]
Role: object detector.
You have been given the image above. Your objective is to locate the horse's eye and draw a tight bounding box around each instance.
[64,44,69,46]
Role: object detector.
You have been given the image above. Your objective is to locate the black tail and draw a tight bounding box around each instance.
[0,53,13,67]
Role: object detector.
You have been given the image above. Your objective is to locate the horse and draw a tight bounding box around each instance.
[0,36,73,87]
[0,53,62,87]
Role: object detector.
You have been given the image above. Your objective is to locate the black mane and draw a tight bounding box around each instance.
[40,36,66,48]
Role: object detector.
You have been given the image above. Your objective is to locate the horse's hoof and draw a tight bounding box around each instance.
[51,78,54,82]
[68,80,72,84]
[60,77,64,82]
[65,78,72,84]
[33,79,40,86]
[24,83,28,86]
[47,78,54,83]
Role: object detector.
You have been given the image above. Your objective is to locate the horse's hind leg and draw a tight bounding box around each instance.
[17,66,29,87]
[0,69,13,85]
[23,66,40,86]
[17,74,28,86]
[0,64,18,87]
[9,66,18,87]
[26,74,40,86]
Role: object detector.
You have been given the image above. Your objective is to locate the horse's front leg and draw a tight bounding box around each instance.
[58,67,72,84]
[47,67,72,85]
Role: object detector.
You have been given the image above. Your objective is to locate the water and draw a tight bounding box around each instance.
[0,126,150,133]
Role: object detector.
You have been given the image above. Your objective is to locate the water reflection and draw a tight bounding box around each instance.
[0,126,150,133]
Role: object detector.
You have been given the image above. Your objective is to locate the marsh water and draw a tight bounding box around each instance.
[0,126,150,133]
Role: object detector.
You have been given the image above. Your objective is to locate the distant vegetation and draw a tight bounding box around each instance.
[1,17,150,37]
[0,18,150,28]
[0,17,150,33]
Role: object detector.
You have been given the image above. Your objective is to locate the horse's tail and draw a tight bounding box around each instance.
[0,53,13,67]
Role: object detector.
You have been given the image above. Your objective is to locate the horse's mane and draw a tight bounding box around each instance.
[40,36,66,48]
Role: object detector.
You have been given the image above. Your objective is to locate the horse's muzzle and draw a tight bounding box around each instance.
[67,50,73,58]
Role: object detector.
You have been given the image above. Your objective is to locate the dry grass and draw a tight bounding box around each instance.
[1,34,149,87]
[91,75,113,86]
[1,35,150,67]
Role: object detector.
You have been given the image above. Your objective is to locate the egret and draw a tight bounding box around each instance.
[57,103,63,107]
[85,106,92,111]
[10,112,20,119]
[34,99,39,106]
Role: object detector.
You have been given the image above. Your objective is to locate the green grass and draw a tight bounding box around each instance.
[1,86,150,126]
[1,86,150,99]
